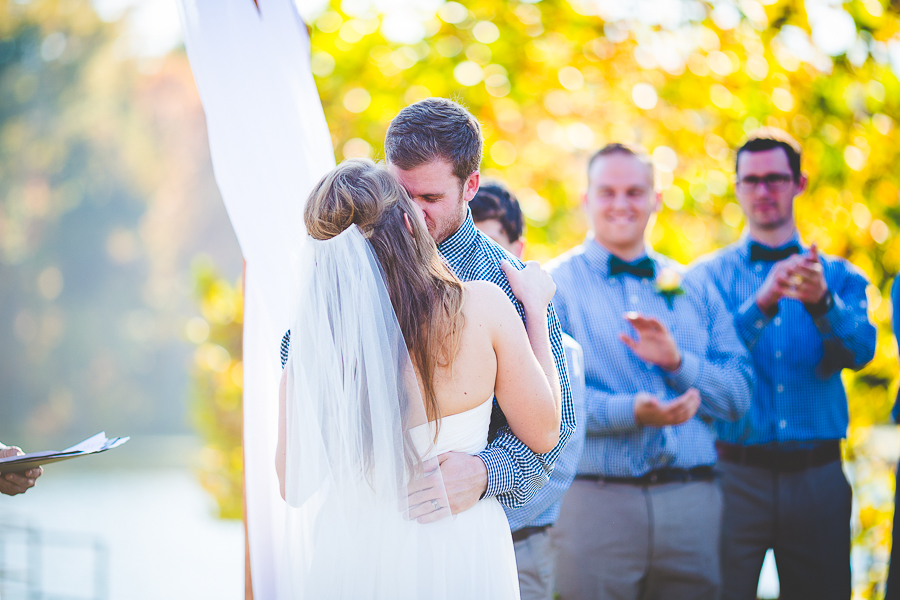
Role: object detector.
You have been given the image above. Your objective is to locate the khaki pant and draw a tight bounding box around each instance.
[514,528,556,600]
[553,478,722,600]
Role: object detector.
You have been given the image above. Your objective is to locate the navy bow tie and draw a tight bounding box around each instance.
[749,242,800,263]
[609,255,655,279]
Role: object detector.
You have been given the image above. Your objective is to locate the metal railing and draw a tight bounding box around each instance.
[0,522,107,600]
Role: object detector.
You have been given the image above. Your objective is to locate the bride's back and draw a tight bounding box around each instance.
[426,280,503,418]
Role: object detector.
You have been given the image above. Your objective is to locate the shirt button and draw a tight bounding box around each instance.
[777,384,784,393]
[775,350,782,358]
[779,419,787,429]
[774,317,781,326]
[755,264,762,272]
[630,295,638,305]
[755,320,764,328]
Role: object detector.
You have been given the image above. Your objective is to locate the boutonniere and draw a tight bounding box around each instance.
[655,267,685,309]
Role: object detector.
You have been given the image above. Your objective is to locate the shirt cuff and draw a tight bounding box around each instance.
[664,350,701,392]
[478,446,518,499]
[606,393,638,431]
[735,295,771,347]
[812,292,845,335]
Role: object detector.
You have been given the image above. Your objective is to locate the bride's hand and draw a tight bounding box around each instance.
[500,259,556,314]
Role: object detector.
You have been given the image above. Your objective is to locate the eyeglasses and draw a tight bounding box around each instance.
[735,173,795,192]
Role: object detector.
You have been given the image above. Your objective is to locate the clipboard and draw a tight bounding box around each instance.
[0,432,130,473]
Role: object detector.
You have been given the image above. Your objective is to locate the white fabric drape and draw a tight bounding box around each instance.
[176,1,335,597]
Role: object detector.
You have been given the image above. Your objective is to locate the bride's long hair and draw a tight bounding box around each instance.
[304,158,465,433]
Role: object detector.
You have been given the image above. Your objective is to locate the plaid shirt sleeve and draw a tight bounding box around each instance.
[676,272,753,423]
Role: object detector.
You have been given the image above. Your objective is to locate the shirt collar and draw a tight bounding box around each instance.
[738,230,803,260]
[582,234,650,278]
[437,207,478,259]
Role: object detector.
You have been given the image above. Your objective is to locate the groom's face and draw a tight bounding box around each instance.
[389,159,479,245]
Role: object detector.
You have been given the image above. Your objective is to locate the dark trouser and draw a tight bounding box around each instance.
[718,460,852,600]
[886,459,900,599]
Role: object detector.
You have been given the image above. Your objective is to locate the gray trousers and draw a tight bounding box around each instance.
[514,528,556,600]
[718,460,852,600]
[553,478,722,600]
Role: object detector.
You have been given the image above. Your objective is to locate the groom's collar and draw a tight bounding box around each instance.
[437,207,478,259]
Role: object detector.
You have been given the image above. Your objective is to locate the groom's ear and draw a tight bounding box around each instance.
[403,212,415,236]
[463,171,480,203]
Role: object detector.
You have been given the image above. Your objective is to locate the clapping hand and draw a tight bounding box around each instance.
[620,312,682,372]
[500,260,556,315]
[0,446,42,496]
[784,245,827,304]
[757,245,827,312]
[634,388,701,427]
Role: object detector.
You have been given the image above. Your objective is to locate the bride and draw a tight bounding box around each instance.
[275,158,561,599]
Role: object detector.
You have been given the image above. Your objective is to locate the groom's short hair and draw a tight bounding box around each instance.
[385,98,483,183]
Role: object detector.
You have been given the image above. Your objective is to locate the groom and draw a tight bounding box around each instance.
[386,98,576,518]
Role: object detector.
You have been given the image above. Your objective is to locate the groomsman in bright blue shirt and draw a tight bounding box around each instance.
[549,143,753,600]
[692,128,876,600]
[883,276,900,600]
[471,181,587,600]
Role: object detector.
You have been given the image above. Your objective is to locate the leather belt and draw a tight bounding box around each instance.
[715,440,841,472]
[574,466,715,486]
[511,525,550,543]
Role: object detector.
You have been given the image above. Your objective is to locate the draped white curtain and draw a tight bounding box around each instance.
[175,1,335,597]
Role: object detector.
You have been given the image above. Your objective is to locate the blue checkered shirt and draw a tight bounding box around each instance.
[691,233,876,444]
[504,334,586,531]
[548,238,753,477]
[281,209,576,509]
[437,209,575,508]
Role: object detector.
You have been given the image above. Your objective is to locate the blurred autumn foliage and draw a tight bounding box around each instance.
[0,0,239,448]
[187,259,244,520]
[6,0,900,594]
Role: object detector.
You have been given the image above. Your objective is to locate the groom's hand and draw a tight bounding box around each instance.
[407,452,487,523]
[437,452,488,515]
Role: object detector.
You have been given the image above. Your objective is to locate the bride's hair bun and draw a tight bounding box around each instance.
[305,158,395,240]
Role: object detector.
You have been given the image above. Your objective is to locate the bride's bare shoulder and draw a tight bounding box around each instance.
[462,281,516,321]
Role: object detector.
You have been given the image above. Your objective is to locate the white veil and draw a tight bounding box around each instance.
[281,225,451,599]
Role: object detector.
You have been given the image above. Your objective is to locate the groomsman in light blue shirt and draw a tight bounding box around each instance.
[549,143,753,600]
[471,181,587,600]
[691,128,876,600]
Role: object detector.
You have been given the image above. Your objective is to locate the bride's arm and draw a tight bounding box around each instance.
[501,261,562,419]
[275,362,288,501]
[474,277,561,454]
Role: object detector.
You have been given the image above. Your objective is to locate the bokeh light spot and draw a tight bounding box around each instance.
[186,317,210,344]
[490,140,517,166]
[38,266,63,300]
[473,21,500,44]
[651,146,678,173]
[558,66,584,90]
[342,138,373,159]
[871,220,890,244]
[632,83,658,110]
[343,88,371,113]
[453,61,484,86]
[438,2,468,24]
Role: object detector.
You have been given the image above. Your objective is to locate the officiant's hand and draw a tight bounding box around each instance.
[0,446,42,496]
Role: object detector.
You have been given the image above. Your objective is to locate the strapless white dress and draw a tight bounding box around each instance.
[410,397,521,600]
